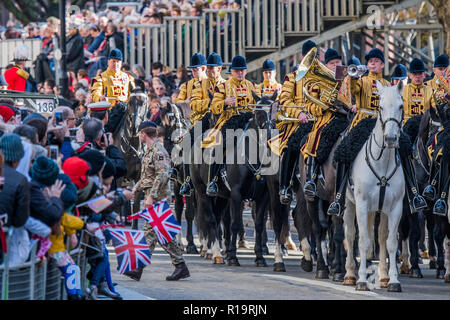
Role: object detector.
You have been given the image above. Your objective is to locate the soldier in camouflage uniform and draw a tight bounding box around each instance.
[129,121,190,281]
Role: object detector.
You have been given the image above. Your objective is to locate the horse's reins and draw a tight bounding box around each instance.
[365,112,402,214]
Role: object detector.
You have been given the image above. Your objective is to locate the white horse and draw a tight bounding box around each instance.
[343,81,405,292]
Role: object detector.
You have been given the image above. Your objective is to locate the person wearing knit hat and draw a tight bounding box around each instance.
[0,133,24,164]
[31,156,60,187]
[78,149,106,176]
[62,156,91,190]
[0,105,16,124]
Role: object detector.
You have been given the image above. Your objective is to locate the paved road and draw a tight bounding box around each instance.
[105,215,450,301]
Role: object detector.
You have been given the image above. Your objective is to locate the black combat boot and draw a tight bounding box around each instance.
[279,148,298,204]
[123,266,144,281]
[423,161,439,201]
[179,164,193,196]
[400,153,427,212]
[206,163,219,197]
[303,156,318,198]
[433,162,449,216]
[327,162,349,216]
[166,262,190,281]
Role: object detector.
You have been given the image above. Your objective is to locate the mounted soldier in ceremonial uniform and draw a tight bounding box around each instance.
[328,48,392,216]
[90,48,136,135]
[255,59,282,99]
[201,55,260,196]
[179,53,225,196]
[423,54,450,216]
[176,53,207,105]
[268,40,317,204]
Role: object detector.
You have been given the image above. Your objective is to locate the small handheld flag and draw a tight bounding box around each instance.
[128,199,181,245]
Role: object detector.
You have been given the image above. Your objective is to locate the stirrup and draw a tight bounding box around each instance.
[303,181,317,197]
[327,201,343,217]
[412,194,427,211]
[206,181,218,197]
[179,180,193,197]
[422,184,436,201]
[433,199,448,216]
[279,186,293,204]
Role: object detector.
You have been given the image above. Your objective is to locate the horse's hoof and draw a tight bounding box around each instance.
[186,245,199,255]
[400,263,410,275]
[285,242,297,251]
[387,283,402,292]
[227,258,240,266]
[315,269,329,280]
[445,274,450,283]
[343,276,357,286]
[213,256,224,264]
[281,246,288,256]
[333,273,344,282]
[436,268,446,279]
[420,250,429,259]
[429,259,437,270]
[200,250,207,258]
[300,257,313,273]
[379,278,390,288]
[273,262,286,272]
[205,253,213,260]
[355,282,369,291]
[409,268,423,278]
[238,240,250,249]
[262,246,270,255]
[255,258,268,267]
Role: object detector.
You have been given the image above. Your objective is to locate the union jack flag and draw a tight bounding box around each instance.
[128,199,181,245]
[108,228,152,274]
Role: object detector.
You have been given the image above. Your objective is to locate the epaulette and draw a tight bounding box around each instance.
[16,68,29,80]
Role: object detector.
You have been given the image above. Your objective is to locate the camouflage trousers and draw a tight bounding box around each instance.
[143,222,184,265]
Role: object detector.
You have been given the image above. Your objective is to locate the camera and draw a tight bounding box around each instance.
[49,145,59,160]
[55,111,63,125]
[69,128,79,140]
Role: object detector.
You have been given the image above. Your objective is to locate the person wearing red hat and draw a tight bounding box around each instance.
[0,105,16,124]
[62,156,91,190]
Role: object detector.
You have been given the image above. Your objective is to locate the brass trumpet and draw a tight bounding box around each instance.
[347,64,368,78]
[278,114,316,122]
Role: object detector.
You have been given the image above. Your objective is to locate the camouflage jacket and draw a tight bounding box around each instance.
[135,140,171,200]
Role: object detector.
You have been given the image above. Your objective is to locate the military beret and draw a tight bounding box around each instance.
[138,121,158,133]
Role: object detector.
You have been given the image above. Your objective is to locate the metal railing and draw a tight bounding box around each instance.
[282,0,321,36]
[245,0,282,50]
[322,0,360,19]
[0,39,42,78]
[1,226,89,300]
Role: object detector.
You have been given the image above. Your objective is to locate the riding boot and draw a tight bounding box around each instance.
[433,161,449,216]
[279,148,297,204]
[423,161,439,201]
[206,163,219,197]
[327,162,349,216]
[303,156,318,198]
[400,153,427,212]
[179,164,193,197]
[169,166,178,180]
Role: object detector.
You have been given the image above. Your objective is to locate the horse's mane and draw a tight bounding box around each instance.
[175,102,193,120]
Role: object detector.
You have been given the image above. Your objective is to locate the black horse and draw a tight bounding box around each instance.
[398,106,446,279]
[190,93,278,266]
[159,102,199,254]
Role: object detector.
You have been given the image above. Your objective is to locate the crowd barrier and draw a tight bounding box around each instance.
[0,226,90,300]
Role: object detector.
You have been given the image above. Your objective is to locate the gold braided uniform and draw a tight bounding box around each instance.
[267,71,308,156]
[402,82,435,125]
[201,77,260,148]
[91,69,135,107]
[190,75,226,123]
[300,84,336,158]
[175,76,206,104]
[255,80,282,99]
[350,72,390,129]
[425,74,447,93]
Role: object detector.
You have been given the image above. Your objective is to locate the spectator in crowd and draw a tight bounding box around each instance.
[153,79,169,100]
[176,65,189,88]
[66,24,86,75]
[148,99,162,125]
[132,64,146,80]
